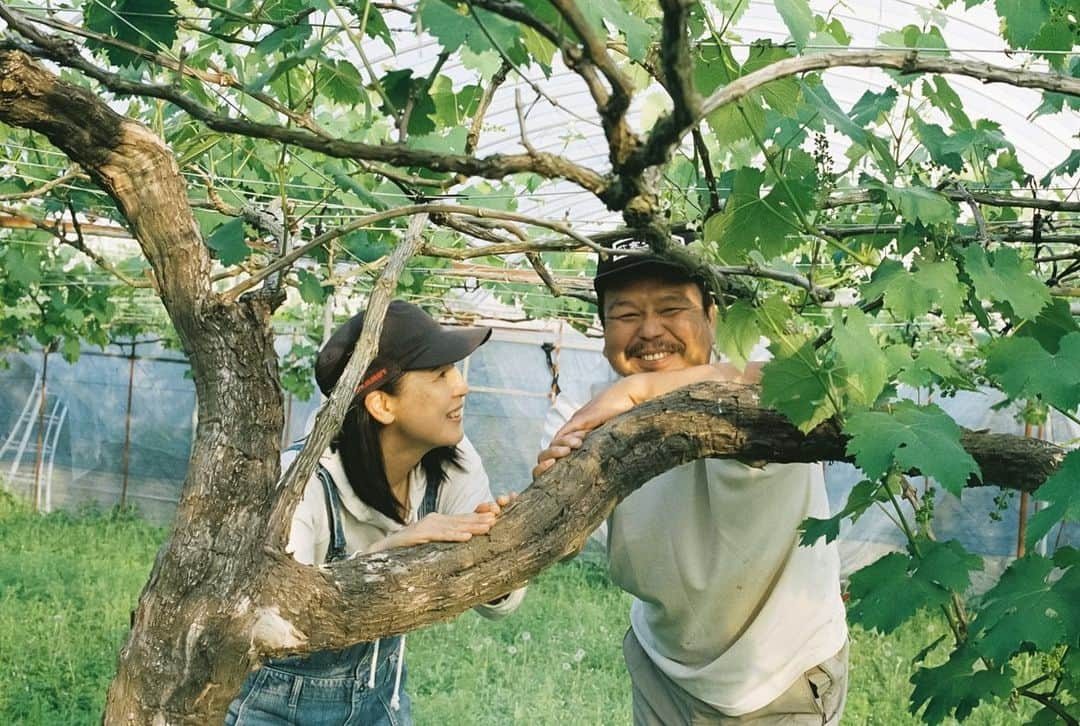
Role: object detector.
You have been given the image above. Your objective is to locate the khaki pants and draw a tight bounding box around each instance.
[623,629,848,725]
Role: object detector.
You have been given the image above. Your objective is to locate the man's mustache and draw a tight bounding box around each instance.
[626,342,684,357]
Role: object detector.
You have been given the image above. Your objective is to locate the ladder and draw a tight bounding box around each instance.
[0,373,68,511]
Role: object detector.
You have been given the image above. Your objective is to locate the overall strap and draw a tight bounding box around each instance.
[317,464,348,564]
[418,479,439,519]
[284,440,348,564]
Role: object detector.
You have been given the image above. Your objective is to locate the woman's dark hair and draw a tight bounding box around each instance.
[331,373,462,524]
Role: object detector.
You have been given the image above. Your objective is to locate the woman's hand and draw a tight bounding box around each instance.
[373,511,497,551]
[473,491,518,516]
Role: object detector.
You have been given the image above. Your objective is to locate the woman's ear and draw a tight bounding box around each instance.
[364,390,396,425]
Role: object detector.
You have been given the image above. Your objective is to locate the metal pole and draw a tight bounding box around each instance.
[120,342,137,509]
[32,345,50,510]
[1016,421,1033,558]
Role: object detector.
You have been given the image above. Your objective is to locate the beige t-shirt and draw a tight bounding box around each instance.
[545,397,847,715]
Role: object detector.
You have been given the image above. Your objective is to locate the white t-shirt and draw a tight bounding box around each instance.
[284,436,524,619]
[545,392,848,715]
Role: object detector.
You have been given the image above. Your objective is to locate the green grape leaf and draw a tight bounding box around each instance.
[864,258,965,321]
[255,23,313,56]
[1040,149,1080,187]
[693,40,736,95]
[347,0,394,48]
[296,269,330,304]
[969,553,1078,663]
[430,77,482,127]
[1025,449,1080,549]
[60,336,82,362]
[2,248,42,286]
[713,300,761,371]
[379,70,438,136]
[85,0,179,67]
[961,246,1050,320]
[881,184,957,226]
[318,60,365,105]
[205,218,250,265]
[580,0,653,61]
[894,347,969,390]
[419,0,528,64]
[879,25,949,57]
[704,167,803,260]
[848,87,898,126]
[910,647,1015,724]
[774,0,814,49]
[913,119,975,172]
[706,96,768,148]
[800,479,884,546]
[845,401,980,494]
[249,32,338,92]
[802,81,867,141]
[984,332,1080,411]
[520,26,557,67]
[921,76,972,129]
[743,44,800,115]
[995,0,1050,46]
[832,308,888,407]
[761,341,838,432]
[847,539,982,633]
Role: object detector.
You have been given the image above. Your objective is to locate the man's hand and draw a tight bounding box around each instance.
[532,363,763,480]
[532,374,655,479]
[532,430,585,479]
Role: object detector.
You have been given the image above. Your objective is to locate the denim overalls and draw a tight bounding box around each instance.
[226,458,439,726]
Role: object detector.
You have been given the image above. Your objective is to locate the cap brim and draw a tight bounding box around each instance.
[407,325,491,370]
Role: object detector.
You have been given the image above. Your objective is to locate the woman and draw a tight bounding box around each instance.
[227,300,525,725]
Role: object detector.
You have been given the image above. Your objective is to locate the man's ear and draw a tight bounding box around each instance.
[364,390,396,425]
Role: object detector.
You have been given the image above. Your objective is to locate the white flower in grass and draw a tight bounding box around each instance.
[507,645,518,655]
[562,662,571,670]
[573,648,586,663]
[521,631,531,642]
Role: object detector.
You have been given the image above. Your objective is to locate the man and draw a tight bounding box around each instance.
[535,244,849,725]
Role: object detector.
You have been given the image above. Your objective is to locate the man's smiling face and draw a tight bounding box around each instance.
[601,275,716,377]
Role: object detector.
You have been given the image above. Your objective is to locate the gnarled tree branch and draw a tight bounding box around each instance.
[249,380,1065,656]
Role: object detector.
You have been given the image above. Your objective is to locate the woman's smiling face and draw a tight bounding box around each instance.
[381,364,470,450]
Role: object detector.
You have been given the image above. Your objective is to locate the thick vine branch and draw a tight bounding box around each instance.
[251,380,1066,655]
[626,49,1080,182]
[0,47,210,314]
[0,165,84,200]
[826,187,1080,213]
[0,8,607,196]
[545,0,638,165]
[225,203,626,300]
[266,214,428,548]
[14,6,331,137]
[657,0,701,133]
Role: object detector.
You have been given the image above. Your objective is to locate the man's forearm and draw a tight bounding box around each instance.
[635,362,762,401]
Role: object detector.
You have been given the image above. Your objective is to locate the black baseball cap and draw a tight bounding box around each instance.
[315,300,490,397]
[593,237,702,298]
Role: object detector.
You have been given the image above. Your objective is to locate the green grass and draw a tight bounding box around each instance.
[0,492,1043,725]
